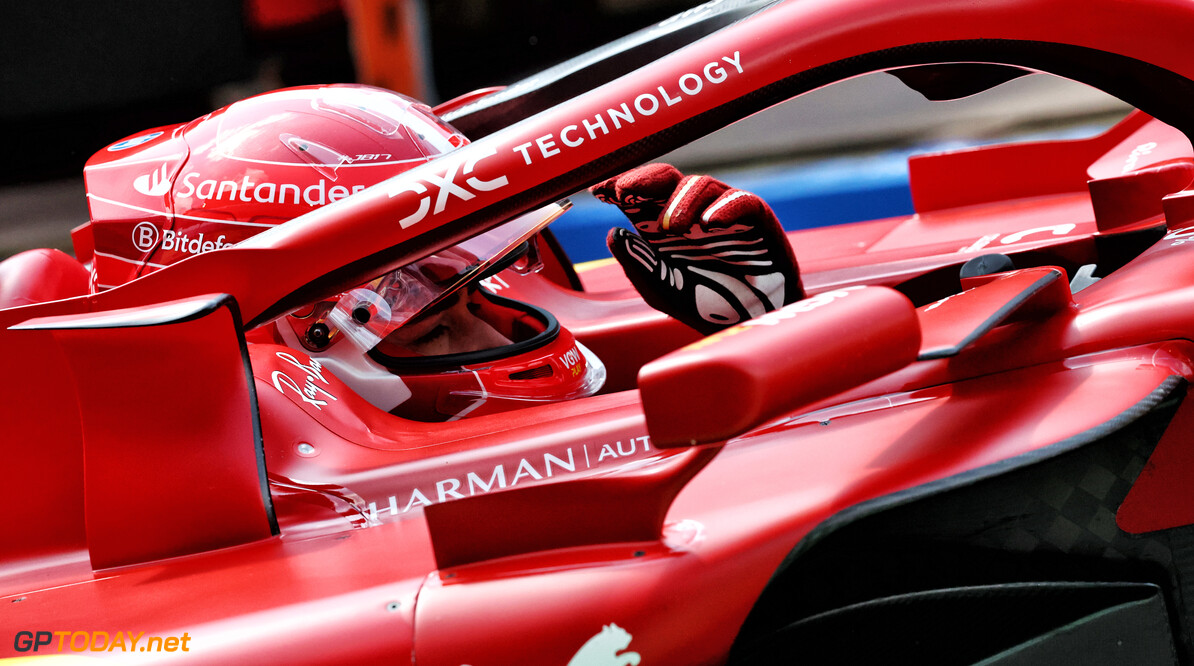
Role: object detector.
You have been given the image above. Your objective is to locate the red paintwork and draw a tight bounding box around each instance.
[253,343,662,536]
[412,345,1188,666]
[15,296,273,570]
[638,286,921,447]
[918,267,1071,357]
[7,0,1194,663]
[0,249,89,309]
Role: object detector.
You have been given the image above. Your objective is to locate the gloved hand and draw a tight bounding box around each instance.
[592,163,804,335]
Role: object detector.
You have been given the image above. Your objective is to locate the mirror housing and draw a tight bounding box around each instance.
[638,286,921,448]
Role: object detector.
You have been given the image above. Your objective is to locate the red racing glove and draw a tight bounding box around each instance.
[592,163,805,335]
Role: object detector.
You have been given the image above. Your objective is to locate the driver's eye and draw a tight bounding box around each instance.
[412,324,449,347]
[413,290,465,321]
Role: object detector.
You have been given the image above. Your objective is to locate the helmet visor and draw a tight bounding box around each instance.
[329,200,570,349]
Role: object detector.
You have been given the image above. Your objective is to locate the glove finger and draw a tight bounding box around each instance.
[606,227,659,275]
[613,163,683,204]
[659,175,731,234]
[607,227,688,315]
[700,189,772,228]
[697,189,787,247]
[589,174,621,206]
[591,164,682,226]
[698,188,806,304]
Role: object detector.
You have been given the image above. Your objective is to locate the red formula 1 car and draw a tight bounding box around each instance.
[8,0,1194,663]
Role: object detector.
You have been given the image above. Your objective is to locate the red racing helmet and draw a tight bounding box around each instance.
[80,84,604,421]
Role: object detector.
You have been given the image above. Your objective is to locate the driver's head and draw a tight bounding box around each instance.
[82,84,604,421]
[384,289,513,357]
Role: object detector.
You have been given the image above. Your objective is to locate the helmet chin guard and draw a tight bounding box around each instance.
[367,292,606,422]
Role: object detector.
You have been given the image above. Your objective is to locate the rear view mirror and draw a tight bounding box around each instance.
[638,286,921,447]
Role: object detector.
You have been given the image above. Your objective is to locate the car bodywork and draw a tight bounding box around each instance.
[7,0,1194,663]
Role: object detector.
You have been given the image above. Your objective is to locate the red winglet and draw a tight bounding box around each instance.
[919,267,1073,360]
